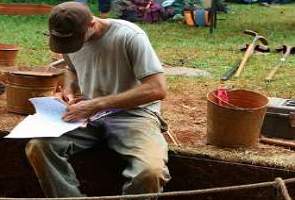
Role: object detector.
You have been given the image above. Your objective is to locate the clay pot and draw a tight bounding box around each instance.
[207,89,269,148]
[1,66,65,114]
[0,44,19,67]
[0,3,52,15]
[184,10,195,26]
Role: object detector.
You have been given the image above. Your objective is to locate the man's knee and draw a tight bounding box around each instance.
[25,139,49,160]
[123,166,170,196]
[137,166,170,190]
[141,167,169,182]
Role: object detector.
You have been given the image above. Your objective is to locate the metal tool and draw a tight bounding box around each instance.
[235,30,268,78]
[265,45,295,82]
[220,60,240,81]
[221,43,270,82]
[240,44,270,53]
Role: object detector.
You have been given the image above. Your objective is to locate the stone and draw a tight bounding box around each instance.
[164,67,211,77]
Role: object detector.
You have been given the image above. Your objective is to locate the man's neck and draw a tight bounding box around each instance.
[89,17,110,41]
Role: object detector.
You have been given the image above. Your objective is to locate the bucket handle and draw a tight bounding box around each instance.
[212,92,247,111]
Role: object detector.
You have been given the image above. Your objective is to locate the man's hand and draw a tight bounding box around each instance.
[55,91,74,104]
[55,86,87,105]
[55,86,75,104]
[61,73,166,122]
[62,100,97,122]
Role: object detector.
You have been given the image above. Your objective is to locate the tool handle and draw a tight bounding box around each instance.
[220,61,240,81]
[265,47,291,82]
[235,43,255,77]
[260,136,295,150]
[265,64,281,81]
[48,59,66,68]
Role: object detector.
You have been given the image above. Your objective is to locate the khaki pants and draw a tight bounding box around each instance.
[25,108,170,198]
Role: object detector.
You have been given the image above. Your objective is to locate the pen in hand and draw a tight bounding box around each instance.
[56,86,74,105]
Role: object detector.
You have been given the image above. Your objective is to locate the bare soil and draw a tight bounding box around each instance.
[0,79,294,150]
[1,79,295,171]
[0,80,209,147]
[162,81,209,147]
[0,92,25,132]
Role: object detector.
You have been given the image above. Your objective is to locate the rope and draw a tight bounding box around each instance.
[1,177,295,200]
[275,177,293,200]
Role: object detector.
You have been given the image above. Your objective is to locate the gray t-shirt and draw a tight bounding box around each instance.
[67,19,163,113]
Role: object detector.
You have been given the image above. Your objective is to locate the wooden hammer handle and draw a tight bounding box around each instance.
[260,136,295,150]
[235,43,255,77]
[265,65,281,81]
[48,59,66,69]
[265,47,291,82]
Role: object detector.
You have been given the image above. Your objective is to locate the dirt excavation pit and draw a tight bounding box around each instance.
[0,140,294,199]
[0,75,294,199]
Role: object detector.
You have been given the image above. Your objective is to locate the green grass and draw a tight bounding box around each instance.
[0,2,295,97]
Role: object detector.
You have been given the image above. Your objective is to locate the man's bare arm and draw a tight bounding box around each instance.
[63,73,167,121]
[56,55,80,103]
[94,73,167,110]
[63,68,80,96]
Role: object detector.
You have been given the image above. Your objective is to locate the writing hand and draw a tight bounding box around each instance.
[55,86,74,104]
[62,100,96,122]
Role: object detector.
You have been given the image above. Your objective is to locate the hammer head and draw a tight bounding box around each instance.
[241,44,270,53]
[276,45,295,55]
[244,29,258,37]
[243,29,268,45]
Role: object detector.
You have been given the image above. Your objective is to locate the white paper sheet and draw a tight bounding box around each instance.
[5,97,83,138]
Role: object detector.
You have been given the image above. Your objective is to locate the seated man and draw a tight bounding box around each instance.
[25,1,170,198]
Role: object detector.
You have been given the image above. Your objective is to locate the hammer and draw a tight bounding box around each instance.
[234,30,268,78]
[265,45,295,82]
[220,44,270,81]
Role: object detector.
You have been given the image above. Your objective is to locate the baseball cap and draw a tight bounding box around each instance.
[49,2,93,53]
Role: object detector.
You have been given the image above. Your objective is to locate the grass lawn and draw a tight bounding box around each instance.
[0,2,295,97]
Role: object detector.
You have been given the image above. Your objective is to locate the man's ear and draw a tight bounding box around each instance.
[89,18,96,27]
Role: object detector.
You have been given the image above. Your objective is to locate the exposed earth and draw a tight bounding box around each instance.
[162,79,209,147]
[0,78,209,148]
[0,66,211,148]
[0,71,292,148]
[1,73,295,171]
[0,64,294,150]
